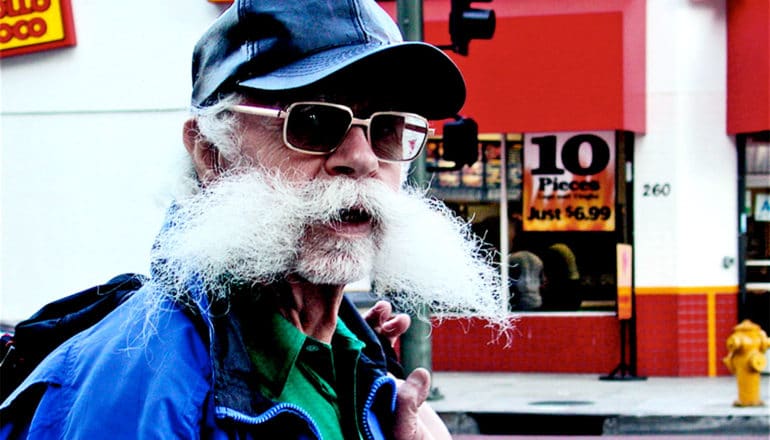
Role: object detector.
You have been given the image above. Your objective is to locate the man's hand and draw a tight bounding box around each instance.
[362,300,410,347]
[393,368,451,440]
[364,302,451,439]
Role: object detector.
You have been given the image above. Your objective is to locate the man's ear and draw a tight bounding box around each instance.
[183,118,221,184]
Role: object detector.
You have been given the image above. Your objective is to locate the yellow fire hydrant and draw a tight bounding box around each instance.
[723,319,770,407]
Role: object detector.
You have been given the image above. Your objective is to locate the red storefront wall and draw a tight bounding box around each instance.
[428,290,737,376]
[635,289,738,376]
[430,315,620,373]
[428,291,737,376]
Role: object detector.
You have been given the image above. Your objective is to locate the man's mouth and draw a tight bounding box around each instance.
[324,206,374,235]
[338,207,372,224]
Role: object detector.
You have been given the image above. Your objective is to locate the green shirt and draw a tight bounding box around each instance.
[247,312,365,440]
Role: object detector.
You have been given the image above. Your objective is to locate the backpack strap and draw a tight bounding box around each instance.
[0,273,147,401]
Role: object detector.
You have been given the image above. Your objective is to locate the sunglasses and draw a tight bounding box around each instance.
[228,101,434,163]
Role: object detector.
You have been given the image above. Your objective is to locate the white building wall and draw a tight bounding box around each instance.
[1,0,228,322]
[635,0,737,289]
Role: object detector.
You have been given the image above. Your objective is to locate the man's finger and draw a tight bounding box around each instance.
[381,313,410,337]
[363,300,391,329]
[404,368,431,406]
[393,368,431,439]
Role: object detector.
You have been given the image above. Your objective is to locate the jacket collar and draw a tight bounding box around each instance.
[203,285,391,418]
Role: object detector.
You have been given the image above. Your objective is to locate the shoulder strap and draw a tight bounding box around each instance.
[0,273,147,401]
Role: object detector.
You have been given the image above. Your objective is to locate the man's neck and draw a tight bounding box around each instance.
[278,277,345,343]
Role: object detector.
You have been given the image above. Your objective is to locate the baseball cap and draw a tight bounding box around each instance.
[191,0,466,120]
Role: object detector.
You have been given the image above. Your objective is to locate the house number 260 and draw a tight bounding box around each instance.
[642,183,671,197]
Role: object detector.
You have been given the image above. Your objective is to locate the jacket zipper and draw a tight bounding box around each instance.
[215,402,324,439]
[360,375,397,440]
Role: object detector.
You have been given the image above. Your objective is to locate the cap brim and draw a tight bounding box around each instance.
[237,42,465,120]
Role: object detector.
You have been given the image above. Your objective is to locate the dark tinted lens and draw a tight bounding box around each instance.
[286,104,352,152]
[370,113,428,161]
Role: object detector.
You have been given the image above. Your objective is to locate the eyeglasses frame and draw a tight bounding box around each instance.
[227,101,434,163]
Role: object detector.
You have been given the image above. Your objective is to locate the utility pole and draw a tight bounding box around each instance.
[395,0,438,398]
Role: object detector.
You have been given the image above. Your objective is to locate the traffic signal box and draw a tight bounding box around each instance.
[449,0,496,55]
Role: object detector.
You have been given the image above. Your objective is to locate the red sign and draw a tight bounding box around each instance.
[0,0,77,58]
[523,131,616,231]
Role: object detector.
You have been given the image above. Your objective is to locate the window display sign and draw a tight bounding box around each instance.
[523,131,615,231]
[1,0,76,58]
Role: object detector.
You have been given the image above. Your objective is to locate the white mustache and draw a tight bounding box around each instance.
[152,172,392,287]
[150,169,512,336]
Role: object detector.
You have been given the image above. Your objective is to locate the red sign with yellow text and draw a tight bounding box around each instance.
[1,0,76,58]
[523,131,615,231]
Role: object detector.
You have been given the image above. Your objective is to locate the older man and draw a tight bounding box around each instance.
[0,1,508,439]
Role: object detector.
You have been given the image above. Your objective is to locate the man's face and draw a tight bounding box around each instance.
[165,93,507,325]
[234,97,402,230]
[208,96,406,284]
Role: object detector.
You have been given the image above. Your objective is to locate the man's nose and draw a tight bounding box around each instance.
[324,126,379,178]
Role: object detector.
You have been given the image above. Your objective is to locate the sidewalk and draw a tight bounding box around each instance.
[427,372,770,436]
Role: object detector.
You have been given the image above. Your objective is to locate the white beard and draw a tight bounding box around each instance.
[150,169,510,330]
[294,223,377,286]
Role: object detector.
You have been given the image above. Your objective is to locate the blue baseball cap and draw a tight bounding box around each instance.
[191,0,466,120]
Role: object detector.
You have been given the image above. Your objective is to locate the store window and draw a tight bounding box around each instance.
[426,131,634,314]
[742,132,770,333]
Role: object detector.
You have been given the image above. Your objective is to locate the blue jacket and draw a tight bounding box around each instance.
[0,285,398,439]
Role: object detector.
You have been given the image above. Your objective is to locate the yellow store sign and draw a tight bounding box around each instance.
[0,0,76,58]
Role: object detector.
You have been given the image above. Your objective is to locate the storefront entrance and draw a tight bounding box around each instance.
[739,132,770,336]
